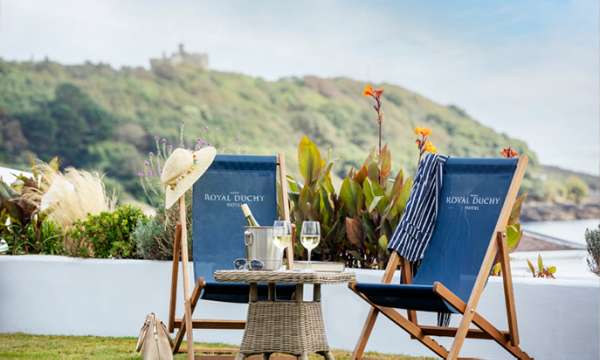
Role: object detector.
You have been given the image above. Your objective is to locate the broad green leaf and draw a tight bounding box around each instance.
[492,262,502,276]
[298,136,322,185]
[506,224,522,251]
[368,196,383,213]
[526,259,536,276]
[388,169,404,198]
[367,161,379,183]
[389,177,413,219]
[299,186,313,217]
[378,234,388,250]
[286,175,300,194]
[363,177,375,208]
[339,177,363,217]
[319,188,333,226]
[508,193,527,225]
[537,254,543,272]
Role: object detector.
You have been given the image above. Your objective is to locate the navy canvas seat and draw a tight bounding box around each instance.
[350,156,533,359]
[353,283,455,313]
[191,155,294,303]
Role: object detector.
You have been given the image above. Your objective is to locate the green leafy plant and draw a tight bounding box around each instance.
[67,205,147,258]
[526,254,557,279]
[287,136,412,268]
[0,162,64,255]
[287,136,342,262]
[340,145,412,268]
[585,224,600,276]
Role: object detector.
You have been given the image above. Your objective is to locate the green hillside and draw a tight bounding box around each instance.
[0,57,539,199]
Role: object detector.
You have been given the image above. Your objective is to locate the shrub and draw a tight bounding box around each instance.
[1,219,63,255]
[565,176,589,204]
[586,224,600,276]
[542,179,566,202]
[67,205,147,258]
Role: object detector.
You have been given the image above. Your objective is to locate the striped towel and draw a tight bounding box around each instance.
[388,153,448,261]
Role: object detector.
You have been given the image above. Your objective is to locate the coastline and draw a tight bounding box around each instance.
[522,201,600,222]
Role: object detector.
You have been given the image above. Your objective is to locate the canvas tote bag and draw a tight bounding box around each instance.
[136,313,174,360]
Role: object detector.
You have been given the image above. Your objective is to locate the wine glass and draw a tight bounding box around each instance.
[273,220,292,250]
[301,221,320,266]
[273,220,292,270]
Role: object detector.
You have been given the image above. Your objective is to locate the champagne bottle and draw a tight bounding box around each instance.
[241,203,260,226]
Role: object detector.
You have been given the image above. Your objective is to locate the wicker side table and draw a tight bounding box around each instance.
[214,270,355,360]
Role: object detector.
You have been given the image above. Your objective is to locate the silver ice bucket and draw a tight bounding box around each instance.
[244,226,282,270]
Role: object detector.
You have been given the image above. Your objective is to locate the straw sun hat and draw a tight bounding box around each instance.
[161,146,217,209]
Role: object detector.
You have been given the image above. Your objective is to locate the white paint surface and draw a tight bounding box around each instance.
[1,255,599,359]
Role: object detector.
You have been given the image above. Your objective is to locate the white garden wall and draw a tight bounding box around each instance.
[1,255,599,359]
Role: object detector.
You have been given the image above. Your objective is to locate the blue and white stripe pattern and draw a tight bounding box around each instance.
[388,153,448,261]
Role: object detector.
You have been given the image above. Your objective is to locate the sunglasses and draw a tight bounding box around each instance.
[233,258,264,271]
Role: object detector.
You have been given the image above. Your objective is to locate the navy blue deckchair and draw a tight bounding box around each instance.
[170,154,295,352]
[349,157,532,360]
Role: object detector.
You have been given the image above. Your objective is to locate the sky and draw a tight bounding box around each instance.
[1,0,598,175]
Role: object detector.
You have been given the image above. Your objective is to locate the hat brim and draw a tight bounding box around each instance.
[165,146,217,209]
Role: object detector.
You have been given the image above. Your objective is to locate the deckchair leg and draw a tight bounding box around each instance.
[351,307,379,359]
[173,277,205,353]
[168,224,182,333]
[497,232,520,346]
[434,282,532,360]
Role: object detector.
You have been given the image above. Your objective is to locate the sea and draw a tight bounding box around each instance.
[522,219,600,246]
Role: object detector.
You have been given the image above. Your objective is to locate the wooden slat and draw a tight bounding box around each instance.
[497,231,520,346]
[447,156,528,359]
[173,319,246,330]
[420,325,509,340]
[168,224,182,332]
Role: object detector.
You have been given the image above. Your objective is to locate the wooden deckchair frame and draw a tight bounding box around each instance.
[168,153,294,355]
[349,156,532,360]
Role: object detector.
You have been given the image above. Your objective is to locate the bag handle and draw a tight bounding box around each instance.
[135,313,154,352]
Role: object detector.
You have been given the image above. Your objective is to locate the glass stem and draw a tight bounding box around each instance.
[308,249,311,264]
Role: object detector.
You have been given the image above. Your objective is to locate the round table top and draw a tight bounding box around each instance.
[213,270,355,284]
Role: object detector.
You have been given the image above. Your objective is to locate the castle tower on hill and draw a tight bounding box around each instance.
[150,43,208,70]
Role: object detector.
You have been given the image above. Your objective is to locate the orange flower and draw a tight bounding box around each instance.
[363,85,374,97]
[423,140,437,154]
[373,88,384,98]
[414,127,432,137]
[501,146,518,158]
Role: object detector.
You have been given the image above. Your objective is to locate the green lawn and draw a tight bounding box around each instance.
[0,333,431,360]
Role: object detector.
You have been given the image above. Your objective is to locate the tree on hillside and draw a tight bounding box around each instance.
[17,83,117,167]
[565,176,589,204]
